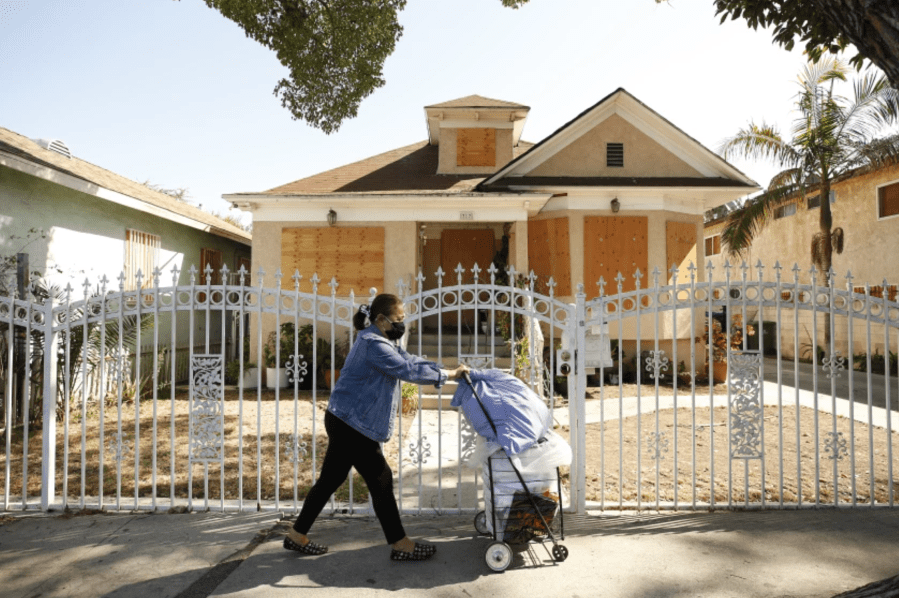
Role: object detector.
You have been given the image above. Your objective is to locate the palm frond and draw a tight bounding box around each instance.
[721,187,793,257]
[838,73,898,144]
[852,134,899,168]
[767,167,804,192]
[832,227,845,254]
[719,122,801,167]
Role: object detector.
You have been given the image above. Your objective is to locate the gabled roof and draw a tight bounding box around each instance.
[0,126,251,244]
[479,88,758,190]
[262,140,536,195]
[425,95,529,110]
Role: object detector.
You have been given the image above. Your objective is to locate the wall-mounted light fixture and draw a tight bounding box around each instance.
[327,208,337,226]
[611,198,620,213]
[419,224,428,246]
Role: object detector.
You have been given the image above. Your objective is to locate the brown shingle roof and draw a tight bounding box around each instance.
[266,140,536,195]
[0,127,251,244]
[425,95,529,110]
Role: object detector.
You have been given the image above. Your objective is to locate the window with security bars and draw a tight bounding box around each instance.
[878,181,899,219]
[704,235,721,256]
[606,142,624,167]
[124,229,160,291]
[774,202,797,219]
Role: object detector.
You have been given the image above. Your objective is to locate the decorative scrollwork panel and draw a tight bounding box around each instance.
[190,355,224,463]
[729,351,764,459]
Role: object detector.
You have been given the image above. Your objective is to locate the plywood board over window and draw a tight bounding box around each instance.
[666,221,697,285]
[457,128,496,167]
[584,216,648,294]
[281,227,385,294]
[528,217,571,296]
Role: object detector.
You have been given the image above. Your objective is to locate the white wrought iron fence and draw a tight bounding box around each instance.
[0,261,897,515]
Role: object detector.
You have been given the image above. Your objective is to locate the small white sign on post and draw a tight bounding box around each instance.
[584,323,613,373]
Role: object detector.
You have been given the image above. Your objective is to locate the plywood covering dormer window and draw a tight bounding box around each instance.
[457,128,496,167]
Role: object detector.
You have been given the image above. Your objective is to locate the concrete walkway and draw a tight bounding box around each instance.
[1,508,898,598]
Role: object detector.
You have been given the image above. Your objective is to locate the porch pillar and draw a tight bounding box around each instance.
[385,222,417,295]
[508,221,528,275]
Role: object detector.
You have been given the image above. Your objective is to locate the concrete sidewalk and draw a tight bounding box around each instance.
[1,508,898,598]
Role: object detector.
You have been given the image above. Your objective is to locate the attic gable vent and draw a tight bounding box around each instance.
[606,142,623,167]
[33,138,72,159]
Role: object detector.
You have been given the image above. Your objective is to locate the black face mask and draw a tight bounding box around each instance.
[383,319,406,341]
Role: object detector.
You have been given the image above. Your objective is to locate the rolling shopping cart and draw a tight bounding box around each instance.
[462,372,568,572]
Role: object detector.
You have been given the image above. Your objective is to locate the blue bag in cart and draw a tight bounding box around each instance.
[451,369,551,455]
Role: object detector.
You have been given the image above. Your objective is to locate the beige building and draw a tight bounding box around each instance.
[704,161,899,356]
[226,90,759,355]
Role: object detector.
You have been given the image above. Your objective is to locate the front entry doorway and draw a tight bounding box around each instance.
[439,228,495,327]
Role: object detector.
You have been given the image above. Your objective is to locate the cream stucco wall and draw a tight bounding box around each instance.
[529,114,704,178]
[437,127,514,175]
[705,162,899,286]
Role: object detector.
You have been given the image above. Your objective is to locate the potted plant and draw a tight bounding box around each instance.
[699,314,755,383]
[263,323,296,389]
[225,359,259,389]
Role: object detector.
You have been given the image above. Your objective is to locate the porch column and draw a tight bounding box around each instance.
[509,220,528,275]
[385,222,417,296]
[249,221,282,365]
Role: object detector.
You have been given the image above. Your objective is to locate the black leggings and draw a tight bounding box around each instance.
[293,411,406,545]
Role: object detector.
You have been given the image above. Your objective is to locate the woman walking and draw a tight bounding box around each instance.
[284,293,469,561]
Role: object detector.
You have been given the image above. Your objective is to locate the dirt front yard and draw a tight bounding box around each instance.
[576,385,899,506]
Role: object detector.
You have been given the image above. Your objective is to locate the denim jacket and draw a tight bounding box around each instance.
[327,325,447,442]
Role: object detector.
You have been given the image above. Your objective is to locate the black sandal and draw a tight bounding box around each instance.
[283,537,328,555]
[390,542,437,562]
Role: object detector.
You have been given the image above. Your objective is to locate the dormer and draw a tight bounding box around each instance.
[425,95,529,175]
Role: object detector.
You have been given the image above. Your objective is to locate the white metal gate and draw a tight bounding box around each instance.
[1,261,897,513]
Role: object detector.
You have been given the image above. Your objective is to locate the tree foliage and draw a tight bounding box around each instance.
[194,0,408,134]
[190,0,899,132]
[719,58,899,281]
[710,0,899,88]
[186,0,544,133]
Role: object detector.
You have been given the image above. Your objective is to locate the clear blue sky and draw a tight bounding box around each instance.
[1,0,871,226]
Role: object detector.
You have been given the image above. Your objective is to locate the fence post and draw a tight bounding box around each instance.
[574,284,588,514]
[41,296,58,511]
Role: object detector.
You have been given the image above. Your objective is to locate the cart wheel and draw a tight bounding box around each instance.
[551,544,569,562]
[485,541,513,572]
[474,511,490,535]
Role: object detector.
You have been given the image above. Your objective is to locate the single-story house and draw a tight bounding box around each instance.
[226,89,759,357]
[0,126,252,385]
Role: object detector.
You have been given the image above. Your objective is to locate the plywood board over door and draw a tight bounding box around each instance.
[441,229,496,327]
[584,216,648,294]
[281,227,384,294]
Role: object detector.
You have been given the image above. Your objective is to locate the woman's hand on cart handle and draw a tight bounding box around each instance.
[441,364,470,380]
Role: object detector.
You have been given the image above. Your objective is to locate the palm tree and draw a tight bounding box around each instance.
[719,57,899,283]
